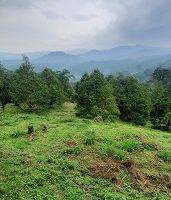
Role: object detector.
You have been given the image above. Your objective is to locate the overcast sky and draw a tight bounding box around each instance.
[0,0,171,53]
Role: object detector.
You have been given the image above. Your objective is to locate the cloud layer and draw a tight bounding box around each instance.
[0,0,171,52]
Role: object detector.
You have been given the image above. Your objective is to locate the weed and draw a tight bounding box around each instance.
[121,139,143,152]
[63,146,82,155]
[10,130,25,138]
[100,142,117,156]
[113,148,128,161]
[84,131,96,145]
[157,150,171,162]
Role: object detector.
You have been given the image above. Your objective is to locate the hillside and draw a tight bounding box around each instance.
[0,103,170,200]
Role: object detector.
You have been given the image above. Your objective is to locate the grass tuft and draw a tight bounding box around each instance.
[157,150,171,162]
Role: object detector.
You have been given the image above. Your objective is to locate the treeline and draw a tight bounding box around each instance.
[75,68,170,131]
[0,56,73,111]
[0,56,170,131]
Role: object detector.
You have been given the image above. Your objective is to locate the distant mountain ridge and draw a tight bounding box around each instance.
[0,51,49,60]
[1,45,171,78]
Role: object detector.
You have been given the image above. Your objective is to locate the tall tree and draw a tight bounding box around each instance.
[110,76,151,126]
[10,56,47,111]
[57,69,74,100]
[150,82,170,131]
[0,64,11,110]
[75,69,119,119]
[152,67,171,86]
[41,68,64,108]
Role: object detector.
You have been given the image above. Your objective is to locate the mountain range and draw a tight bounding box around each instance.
[1,45,171,79]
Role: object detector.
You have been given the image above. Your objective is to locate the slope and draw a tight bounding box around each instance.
[0,103,171,199]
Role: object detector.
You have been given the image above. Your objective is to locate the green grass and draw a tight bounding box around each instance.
[0,103,171,200]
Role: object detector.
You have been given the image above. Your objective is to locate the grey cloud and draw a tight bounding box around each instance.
[0,0,171,52]
[94,0,171,47]
[0,0,36,9]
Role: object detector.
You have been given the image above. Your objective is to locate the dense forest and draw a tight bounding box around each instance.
[0,56,170,131]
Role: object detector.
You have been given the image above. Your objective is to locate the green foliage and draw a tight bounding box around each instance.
[0,103,171,199]
[41,67,64,108]
[10,56,47,111]
[0,63,11,110]
[57,69,74,101]
[113,148,128,161]
[152,67,171,86]
[100,141,128,161]
[157,150,171,162]
[63,146,82,155]
[75,69,119,120]
[10,130,25,138]
[121,139,142,152]
[109,75,151,125]
[150,83,170,130]
[84,131,96,145]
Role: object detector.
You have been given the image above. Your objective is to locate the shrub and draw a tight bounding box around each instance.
[121,139,142,152]
[100,142,128,161]
[113,148,128,161]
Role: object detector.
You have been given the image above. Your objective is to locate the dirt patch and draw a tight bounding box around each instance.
[89,156,171,192]
[126,163,171,192]
[148,173,171,192]
[65,140,77,148]
[138,135,160,150]
[123,160,134,169]
[130,168,150,188]
[90,157,123,187]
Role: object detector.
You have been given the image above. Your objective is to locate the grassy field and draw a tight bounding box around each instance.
[0,103,171,200]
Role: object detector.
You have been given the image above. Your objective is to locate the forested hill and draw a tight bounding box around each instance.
[1,45,171,77]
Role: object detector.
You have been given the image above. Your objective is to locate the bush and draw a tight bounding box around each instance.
[121,139,142,152]
[113,148,128,161]
[100,141,128,161]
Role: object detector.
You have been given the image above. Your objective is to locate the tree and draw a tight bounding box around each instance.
[75,69,119,119]
[152,67,171,86]
[150,83,170,131]
[0,64,11,111]
[150,67,171,131]
[10,56,47,111]
[41,68,64,108]
[57,69,74,101]
[111,76,151,126]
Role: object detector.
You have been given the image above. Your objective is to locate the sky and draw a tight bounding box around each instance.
[0,0,171,53]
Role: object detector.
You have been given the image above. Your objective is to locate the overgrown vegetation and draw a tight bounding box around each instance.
[0,103,170,199]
